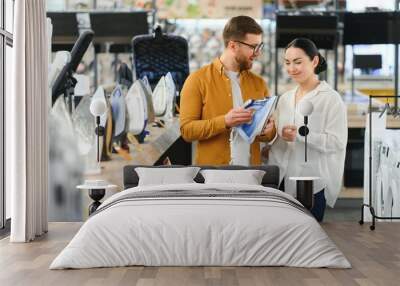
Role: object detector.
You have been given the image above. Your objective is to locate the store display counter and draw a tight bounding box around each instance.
[84,117,191,189]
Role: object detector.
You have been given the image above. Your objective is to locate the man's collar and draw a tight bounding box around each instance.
[213,57,249,77]
[213,58,225,76]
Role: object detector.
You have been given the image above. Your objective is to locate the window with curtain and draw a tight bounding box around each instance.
[1,0,14,231]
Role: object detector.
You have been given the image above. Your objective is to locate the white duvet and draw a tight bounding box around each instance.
[50,183,351,269]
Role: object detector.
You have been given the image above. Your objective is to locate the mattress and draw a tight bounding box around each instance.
[50,183,351,269]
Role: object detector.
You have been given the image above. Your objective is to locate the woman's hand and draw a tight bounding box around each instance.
[260,118,275,137]
[281,125,297,142]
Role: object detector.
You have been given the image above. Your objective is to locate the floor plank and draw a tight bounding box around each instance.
[1,222,399,286]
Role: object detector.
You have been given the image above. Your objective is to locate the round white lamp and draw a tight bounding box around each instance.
[89,98,107,163]
[299,100,314,117]
[298,100,314,162]
[90,98,107,116]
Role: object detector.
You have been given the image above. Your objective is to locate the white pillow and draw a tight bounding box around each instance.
[200,169,266,185]
[135,167,201,186]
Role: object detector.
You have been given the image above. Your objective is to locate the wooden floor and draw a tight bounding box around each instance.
[0,222,399,286]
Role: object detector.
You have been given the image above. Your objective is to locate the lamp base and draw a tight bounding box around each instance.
[289,177,320,210]
[88,188,106,215]
[296,180,314,210]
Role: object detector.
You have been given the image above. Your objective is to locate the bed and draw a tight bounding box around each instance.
[50,165,350,269]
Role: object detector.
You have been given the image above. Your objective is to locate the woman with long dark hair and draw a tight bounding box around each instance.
[268,38,348,222]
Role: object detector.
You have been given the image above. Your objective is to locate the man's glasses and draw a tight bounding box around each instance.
[234,40,264,54]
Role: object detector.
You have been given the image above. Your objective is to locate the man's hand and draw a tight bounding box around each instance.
[281,125,297,142]
[224,107,253,128]
[260,118,275,137]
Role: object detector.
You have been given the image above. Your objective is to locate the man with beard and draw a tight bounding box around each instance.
[179,16,276,165]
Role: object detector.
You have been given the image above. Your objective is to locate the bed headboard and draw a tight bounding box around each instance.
[123,165,280,190]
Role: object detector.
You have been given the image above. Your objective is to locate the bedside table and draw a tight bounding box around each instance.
[77,183,118,215]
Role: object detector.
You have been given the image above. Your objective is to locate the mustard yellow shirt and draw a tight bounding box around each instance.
[179,58,274,165]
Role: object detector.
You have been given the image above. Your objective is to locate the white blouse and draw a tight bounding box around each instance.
[268,81,348,207]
